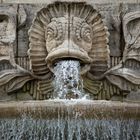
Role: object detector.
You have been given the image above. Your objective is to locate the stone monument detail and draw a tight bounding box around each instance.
[0,2,139,100]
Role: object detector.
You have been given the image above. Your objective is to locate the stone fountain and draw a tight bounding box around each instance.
[0,1,140,139]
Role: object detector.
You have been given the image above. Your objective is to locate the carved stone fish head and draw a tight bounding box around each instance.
[28,2,110,79]
[45,16,93,73]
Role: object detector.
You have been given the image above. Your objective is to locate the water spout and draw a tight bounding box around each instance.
[53,60,85,99]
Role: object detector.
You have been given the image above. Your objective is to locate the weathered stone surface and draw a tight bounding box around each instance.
[106,8,140,97]
[125,90,140,102]
[0,4,17,59]
[17,4,44,57]
[0,100,139,119]
[0,5,33,99]
[0,1,140,101]
[0,87,16,101]
[95,3,122,57]
[18,3,123,58]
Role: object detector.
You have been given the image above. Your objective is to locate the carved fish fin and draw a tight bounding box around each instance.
[35,79,54,100]
[0,65,33,94]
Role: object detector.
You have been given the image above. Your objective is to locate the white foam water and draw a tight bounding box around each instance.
[53,60,85,99]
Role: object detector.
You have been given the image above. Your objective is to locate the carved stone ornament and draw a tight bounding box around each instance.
[106,11,140,93]
[0,2,140,100]
[0,5,33,94]
[28,2,110,99]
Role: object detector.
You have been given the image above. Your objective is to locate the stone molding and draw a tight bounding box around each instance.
[1,0,140,4]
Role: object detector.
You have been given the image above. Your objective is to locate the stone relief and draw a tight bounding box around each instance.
[28,3,110,99]
[0,2,139,100]
[106,11,140,93]
[0,5,33,95]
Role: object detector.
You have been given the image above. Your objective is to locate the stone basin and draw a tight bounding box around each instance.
[0,100,139,120]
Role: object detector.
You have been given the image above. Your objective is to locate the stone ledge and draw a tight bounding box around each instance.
[0,100,139,120]
[1,0,140,3]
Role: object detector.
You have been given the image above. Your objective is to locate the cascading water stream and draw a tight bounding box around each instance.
[53,60,85,99]
[0,117,139,140]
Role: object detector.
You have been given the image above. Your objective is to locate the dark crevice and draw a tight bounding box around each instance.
[15,4,19,62]
[119,3,125,57]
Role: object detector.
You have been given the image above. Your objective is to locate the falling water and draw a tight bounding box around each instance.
[53,60,84,99]
[0,117,140,140]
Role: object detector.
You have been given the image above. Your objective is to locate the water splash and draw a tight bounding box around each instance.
[53,60,84,99]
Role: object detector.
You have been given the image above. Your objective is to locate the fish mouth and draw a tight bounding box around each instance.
[45,47,92,75]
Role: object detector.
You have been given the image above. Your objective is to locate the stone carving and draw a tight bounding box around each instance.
[0,5,33,95]
[18,5,27,29]
[28,2,110,99]
[28,3,109,76]
[0,10,16,64]
[0,2,140,100]
[106,11,140,94]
